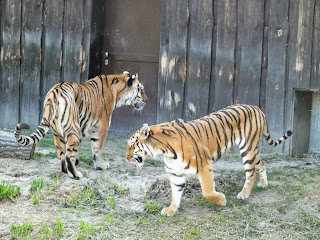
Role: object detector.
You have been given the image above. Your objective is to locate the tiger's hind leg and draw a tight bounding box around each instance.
[65,133,83,179]
[90,129,109,170]
[255,154,268,188]
[237,148,258,200]
[198,162,226,206]
[53,134,67,174]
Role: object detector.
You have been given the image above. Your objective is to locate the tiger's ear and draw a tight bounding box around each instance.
[127,73,138,87]
[138,123,150,139]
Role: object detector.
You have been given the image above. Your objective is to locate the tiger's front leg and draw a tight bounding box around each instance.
[90,130,109,170]
[161,173,187,216]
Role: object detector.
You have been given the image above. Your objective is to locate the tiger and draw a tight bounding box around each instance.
[126,104,292,216]
[15,71,147,179]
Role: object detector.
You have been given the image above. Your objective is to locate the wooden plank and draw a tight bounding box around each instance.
[88,0,106,78]
[210,0,237,112]
[183,0,213,120]
[262,0,289,153]
[157,0,169,123]
[20,0,43,128]
[311,0,320,89]
[0,1,2,116]
[0,130,35,159]
[157,0,189,123]
[41,0,64,103]
[0,0,21,128]
[62,0,84,83]
[285,0,315,153]
[235,0,264,105]
[291,91,312,155]
[80,0,92,82]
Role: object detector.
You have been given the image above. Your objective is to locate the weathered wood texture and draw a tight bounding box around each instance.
[311,0,320,89]
[209,0,237,112]
[183,0,213,120]
[157,0,189,123]
[0,130,35,159]
[158,0,320,154]
[41,0,64,104]
[0,0,93,129]
[235,0,264,106]
[0,0,21,129]
[292,91,312,156]
[284,0,315,153]
[88,0,105,78]
[20,0,43,127]
[261,0,289,153]
[1,0,320,155]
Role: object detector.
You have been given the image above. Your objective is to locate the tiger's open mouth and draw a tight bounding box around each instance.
[133,102,145,111]
[133,156,144,170]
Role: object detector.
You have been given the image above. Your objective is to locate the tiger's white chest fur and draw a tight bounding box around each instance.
[163,155,197,176]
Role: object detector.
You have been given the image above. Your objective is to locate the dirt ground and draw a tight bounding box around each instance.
[0,137,319,239]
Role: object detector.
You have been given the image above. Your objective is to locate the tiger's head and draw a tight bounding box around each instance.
[126,123,151,169]
[114,71,148,110]
[131,82,147,110]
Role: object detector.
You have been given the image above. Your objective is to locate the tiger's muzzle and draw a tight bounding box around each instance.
[132,101,146,111]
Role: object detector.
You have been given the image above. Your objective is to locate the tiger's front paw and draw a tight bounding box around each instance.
[215,192,227,206]
[95,161,110,170]
[257,179,268,188]
[67,170,83,180]
[237,191,250,200]
[161,207,176,216]
[204,192,227,206]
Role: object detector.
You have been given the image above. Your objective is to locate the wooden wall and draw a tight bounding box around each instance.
[158,0,320,153]
[0,0,93,129]
[1,0,319,154]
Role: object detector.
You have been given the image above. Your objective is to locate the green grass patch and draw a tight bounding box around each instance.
[30,177,45,193]
[36,137,55,148]
[79,155,92,165]
[30,177,45,205]
[63,184,100,208]
[11,222,33,239]
[106,196,116,208]
[0,182,21,201]
[144,200,161,214]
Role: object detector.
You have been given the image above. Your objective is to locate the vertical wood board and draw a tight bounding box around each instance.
[183,0,213,120]
[210,0,237,112]
[292,91,312,155]
[41,0,64,103]
[62,0,84,83]
[88,0,106,78]
[235,0,264,105]
[0,0,21,128]
[285,0,315,153]
[157,0,189,123]
[80,0,92,82]
[311,0,320,89]
[20,0,44,127]
[262,0,289,153]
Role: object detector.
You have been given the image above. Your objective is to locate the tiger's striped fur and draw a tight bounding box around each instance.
[15,71,147,179]
[126,104,292,215]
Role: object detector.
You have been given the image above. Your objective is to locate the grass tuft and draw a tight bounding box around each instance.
[0,182,21,201]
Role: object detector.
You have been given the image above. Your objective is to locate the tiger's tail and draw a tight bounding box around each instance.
[14,96,56,146]
[263,124,293,147]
